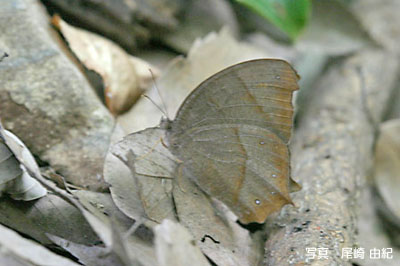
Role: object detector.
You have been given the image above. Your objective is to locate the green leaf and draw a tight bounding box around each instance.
[236,0,311,40]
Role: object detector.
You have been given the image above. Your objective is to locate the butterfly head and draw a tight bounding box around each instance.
[160,116,173,130]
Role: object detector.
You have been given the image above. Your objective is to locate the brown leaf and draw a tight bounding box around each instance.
[53,16,159,115]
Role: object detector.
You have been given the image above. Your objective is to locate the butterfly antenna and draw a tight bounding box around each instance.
[149,68,170,120]
[141,94,168,118]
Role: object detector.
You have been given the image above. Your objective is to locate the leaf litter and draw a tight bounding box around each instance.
[4,1,397,265]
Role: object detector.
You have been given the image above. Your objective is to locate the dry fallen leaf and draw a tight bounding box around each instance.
[0,223,79,266]
[104,125,146,222]
[155,220,210,266]
[0,194,99,246]
[52,15,159,115]
[110,128,177,223]
[0,121,46,201]
[48,234,126,266]
[72,191,135,232]
[72,190,157,266]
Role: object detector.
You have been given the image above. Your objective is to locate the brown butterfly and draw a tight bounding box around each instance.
[163,59,301,223]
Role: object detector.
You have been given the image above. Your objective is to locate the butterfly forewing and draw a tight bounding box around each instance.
[170,59,299,143]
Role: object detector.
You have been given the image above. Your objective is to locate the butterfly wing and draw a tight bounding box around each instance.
[169,59,299,223]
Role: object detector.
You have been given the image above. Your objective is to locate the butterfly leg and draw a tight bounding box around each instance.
[175,163,188,193]
[135,138,163,162]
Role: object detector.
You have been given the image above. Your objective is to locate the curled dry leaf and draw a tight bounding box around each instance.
[374,119,400,225]
[155,220,210,266]
[0,223,79,266]
[0,121,46,201]
[52,16,159,115]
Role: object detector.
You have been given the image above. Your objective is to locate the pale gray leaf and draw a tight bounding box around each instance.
[0,223,79,266]
[72,190,157,266]
[0,194,100,246]
[104,124,146,221]
[0,123,47,200]
[155,220,210,266]
[0,141,21,185]
[49,234,125,266]
[111,128,177,223]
